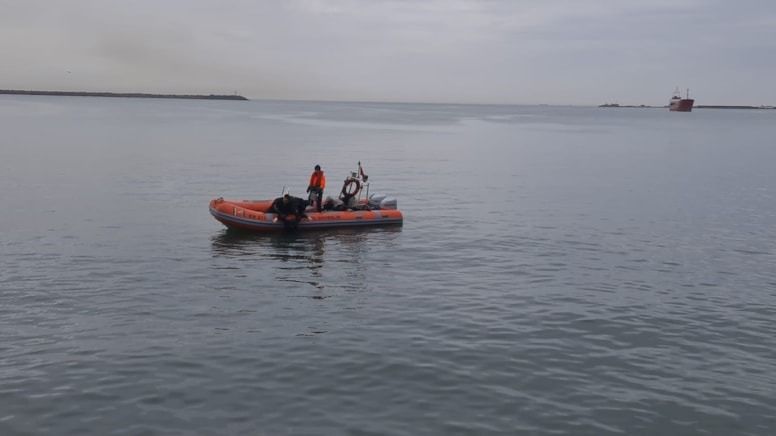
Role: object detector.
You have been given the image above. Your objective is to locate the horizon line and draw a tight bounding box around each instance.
[2,88,773,108]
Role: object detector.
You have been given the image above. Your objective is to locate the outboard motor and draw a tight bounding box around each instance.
[379,197,398,210]
[368,193,387,209]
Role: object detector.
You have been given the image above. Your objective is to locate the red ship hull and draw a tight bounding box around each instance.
[669,98,694,112]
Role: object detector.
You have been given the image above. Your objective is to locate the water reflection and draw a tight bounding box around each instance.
[210,227,401,257]
[210,227,402,292]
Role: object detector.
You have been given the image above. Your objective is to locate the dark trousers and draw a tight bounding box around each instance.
[309,188,323,212]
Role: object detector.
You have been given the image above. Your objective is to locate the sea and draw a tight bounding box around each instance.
[1,95,775,435]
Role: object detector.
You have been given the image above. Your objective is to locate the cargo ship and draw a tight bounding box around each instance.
[669,87,694,112]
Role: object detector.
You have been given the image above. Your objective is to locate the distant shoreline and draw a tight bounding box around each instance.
[695,105,776,110]
[0,89,248,101]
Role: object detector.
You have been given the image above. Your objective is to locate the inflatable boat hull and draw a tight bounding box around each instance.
[209,198,403,233]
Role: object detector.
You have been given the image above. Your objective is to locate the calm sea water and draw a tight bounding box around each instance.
[2,96,776,435]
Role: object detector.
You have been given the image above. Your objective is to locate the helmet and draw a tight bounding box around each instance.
[314,164,321,171]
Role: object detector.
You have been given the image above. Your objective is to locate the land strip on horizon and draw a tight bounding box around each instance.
[0,89,248,101]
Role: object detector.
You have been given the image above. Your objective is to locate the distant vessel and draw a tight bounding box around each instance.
[669,87,694,112]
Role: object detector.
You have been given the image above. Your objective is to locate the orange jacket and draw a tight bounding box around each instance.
[308,170,326,189]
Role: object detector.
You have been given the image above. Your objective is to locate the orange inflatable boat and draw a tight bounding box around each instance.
[211,163,403,232]
[209,198,403,232]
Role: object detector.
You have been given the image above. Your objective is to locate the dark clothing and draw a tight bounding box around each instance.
[271,196,308,226]
[309,188,323,212]
[291,197,309,216]
[270,197,291,216]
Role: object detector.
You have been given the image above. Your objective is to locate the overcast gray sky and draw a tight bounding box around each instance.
[2,0,775,105]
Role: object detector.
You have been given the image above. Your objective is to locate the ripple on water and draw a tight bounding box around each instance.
[3,100,776,435]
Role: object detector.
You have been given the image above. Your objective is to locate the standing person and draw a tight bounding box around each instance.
[306,164,326,212]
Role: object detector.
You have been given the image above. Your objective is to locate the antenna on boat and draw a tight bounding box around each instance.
[358,161,369,201]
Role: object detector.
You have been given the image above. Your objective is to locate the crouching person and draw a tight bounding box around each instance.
[271,194,309,228]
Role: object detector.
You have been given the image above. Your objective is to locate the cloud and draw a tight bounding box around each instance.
[1,0,775,104]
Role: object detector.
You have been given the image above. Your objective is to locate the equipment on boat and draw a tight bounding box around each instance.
[209,162,402,232]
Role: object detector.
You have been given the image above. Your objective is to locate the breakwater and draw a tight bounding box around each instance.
[0,89,248,101]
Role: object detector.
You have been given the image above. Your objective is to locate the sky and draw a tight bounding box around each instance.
[1,0,775,105]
